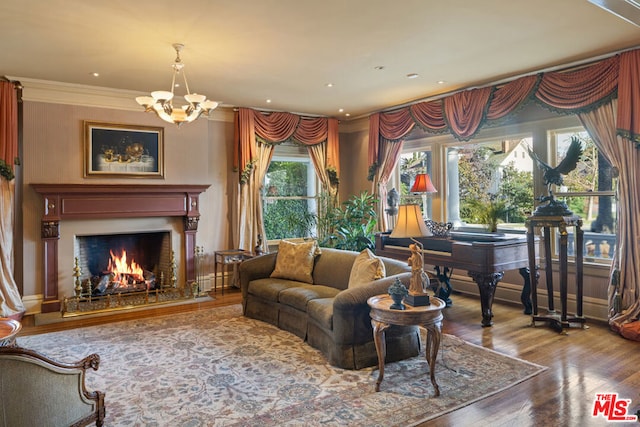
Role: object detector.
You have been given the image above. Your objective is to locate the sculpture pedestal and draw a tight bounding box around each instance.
[526,214,586,332]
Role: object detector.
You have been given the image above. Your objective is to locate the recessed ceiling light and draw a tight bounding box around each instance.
[374,66,385,70]
[91,72,99,77]
[437,80,446,84]
[345,113,351,117]
[406,73,419,79]
[326,83,334,88]
[266,99,272,103]
[338,108,344,113]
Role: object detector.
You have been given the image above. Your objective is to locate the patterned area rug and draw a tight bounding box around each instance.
[19,305,546,426]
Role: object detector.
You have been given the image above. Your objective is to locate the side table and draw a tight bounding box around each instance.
[0,318,21,347]
[367,294,445,396]
[214,250,253,295]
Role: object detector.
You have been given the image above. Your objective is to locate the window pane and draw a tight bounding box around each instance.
[263,159,316,240]
[399,150,433,216]
[456,138,533,230]
[264,161,309,197]
[553,194,617,261]
[263,199,315,240]
[555,131,615,193]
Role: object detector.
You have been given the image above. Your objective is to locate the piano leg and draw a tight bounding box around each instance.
[518,267,533,315]
[433,266,453,307]
[468,271,504,327]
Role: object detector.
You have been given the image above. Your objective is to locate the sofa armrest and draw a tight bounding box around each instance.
[331,272,411,345]
[333,272,411,309]
[239,253,278,300]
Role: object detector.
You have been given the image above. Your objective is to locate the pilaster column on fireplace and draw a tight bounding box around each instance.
[184,215,199,283]
[41,220,61,313]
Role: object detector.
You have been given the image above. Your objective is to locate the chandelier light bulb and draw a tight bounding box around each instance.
[135,43,218,126]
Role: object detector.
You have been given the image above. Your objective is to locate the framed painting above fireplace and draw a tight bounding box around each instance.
[84,121,164,178]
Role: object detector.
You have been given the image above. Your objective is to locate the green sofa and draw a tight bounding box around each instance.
[239,247,421,369]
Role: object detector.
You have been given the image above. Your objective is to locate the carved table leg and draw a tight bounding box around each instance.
[423,321,442,397]
[468,271,504,327]
[371,319,390,392]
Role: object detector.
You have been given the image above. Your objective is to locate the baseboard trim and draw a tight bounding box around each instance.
[450,276,609,322]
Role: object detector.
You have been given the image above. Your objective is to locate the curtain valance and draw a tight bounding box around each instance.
[369,54,621,164]
[234,108,339,182]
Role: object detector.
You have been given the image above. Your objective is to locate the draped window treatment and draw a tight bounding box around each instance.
[577,99,640,329]
[233,108,339,252]
[368,48,640,327]
[0,80,24,319]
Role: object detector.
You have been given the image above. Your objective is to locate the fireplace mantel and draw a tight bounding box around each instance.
[31,183,210,313]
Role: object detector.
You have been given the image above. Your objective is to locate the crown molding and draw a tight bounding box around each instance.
[7,76,233,122]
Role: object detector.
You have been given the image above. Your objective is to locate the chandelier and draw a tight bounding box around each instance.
[135,43,218,126]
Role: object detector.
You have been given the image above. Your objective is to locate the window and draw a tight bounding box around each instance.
[550,129,617,261]
[452,137,534,231]
[398,150,434,218]
[262,147,318,240]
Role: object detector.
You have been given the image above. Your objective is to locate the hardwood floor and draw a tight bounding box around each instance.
[17,289,640,426]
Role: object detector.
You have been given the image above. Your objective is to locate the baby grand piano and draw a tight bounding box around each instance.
[375,231,533,327]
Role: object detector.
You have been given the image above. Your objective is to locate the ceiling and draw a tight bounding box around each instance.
[2,0,640,119]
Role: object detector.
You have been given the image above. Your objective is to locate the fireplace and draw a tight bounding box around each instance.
[32,184,210,313]
[75,231,172,296]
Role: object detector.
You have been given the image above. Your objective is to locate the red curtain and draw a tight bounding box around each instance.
[0,81,18,168]
[616,49,640,144]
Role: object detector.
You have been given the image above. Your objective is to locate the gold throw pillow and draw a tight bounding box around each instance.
[270,240,321,284]
[348,248,386,288]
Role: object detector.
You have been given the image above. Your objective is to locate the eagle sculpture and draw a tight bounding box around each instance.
[527,136,583,200]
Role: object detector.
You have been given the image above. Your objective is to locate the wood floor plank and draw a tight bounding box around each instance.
[16,288,640,426]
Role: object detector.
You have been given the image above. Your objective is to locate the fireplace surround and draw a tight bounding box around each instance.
[31,184,210,313]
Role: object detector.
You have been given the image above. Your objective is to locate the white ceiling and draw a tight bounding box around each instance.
[2,0,640,119]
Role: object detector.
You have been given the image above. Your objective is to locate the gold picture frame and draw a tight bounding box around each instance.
[84,121,164,178]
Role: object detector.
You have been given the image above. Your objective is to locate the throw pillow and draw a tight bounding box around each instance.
[348,248,386,288]
[270,239,321,284]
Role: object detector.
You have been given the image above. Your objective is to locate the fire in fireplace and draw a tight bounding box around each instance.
[75,231,171,297]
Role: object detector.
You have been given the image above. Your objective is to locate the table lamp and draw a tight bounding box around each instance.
[390,204,432,306]
[410,173,437,221]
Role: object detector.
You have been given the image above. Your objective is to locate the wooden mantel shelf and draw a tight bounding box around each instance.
[31,183,211,313]
[31,184,210,221]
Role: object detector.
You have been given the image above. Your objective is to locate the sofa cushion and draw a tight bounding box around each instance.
[348,248,386,288]
[307,298,334,331]
[312,249,357,290]
[247,278,307,302]
[279,285,340,311]
[270,239,320,284]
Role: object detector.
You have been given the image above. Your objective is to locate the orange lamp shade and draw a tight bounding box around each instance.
[410,173,437,193]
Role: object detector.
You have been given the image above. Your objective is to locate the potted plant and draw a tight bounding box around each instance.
[468,194,510,233]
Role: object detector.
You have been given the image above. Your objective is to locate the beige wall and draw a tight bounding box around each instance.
[20,100,235,310]
[338,119,371,201]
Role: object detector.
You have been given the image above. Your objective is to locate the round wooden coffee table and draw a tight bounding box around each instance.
[0,318,21,347]
[367,294,445,396]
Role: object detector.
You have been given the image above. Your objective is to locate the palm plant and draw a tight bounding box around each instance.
[467,195,510,232]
